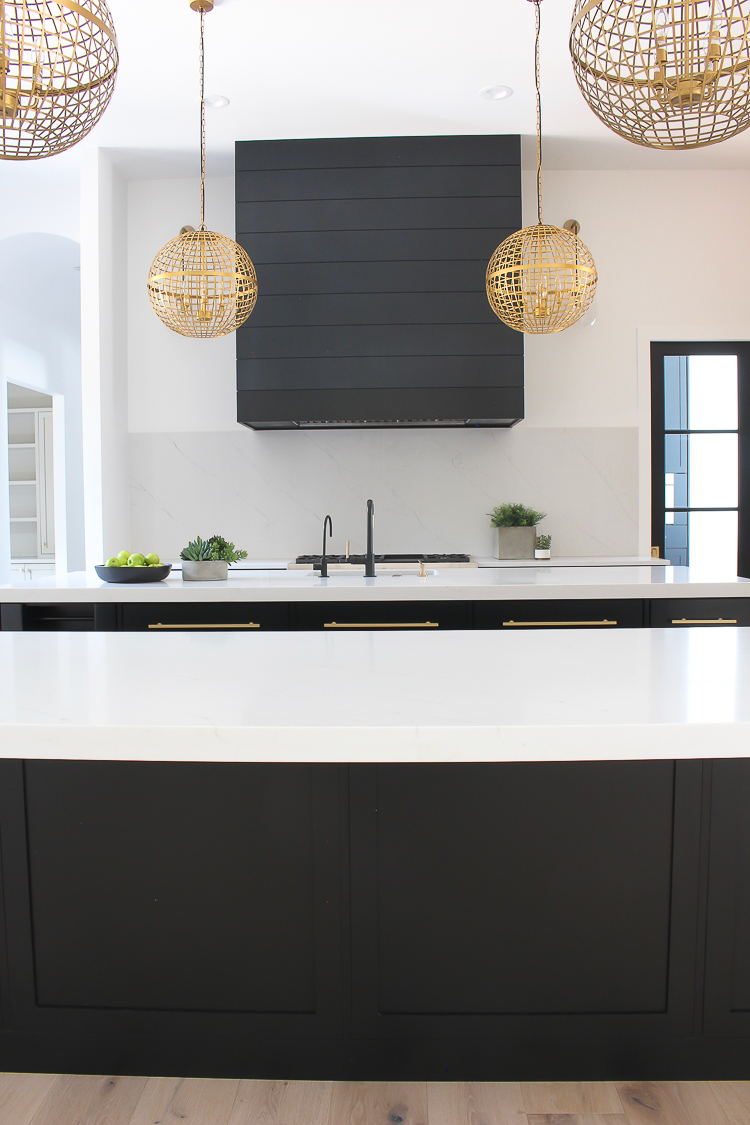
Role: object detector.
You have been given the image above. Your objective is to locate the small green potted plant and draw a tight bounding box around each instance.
[535,533,552,560]
[180,535,248,582]
[489,503,547,559]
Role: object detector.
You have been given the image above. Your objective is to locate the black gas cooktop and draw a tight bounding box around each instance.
[295,553,471,565]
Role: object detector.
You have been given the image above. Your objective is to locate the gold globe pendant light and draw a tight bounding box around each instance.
[147,0,257,339]
[570,0,750,150]
[0,0,118,160]
[487,0,597,334]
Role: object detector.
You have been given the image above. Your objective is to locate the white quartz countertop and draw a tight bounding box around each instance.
[0,560,746,598]
[1,628,749,764]
[0,565,748,602]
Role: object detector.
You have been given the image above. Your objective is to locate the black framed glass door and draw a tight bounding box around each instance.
[651,342,750,578]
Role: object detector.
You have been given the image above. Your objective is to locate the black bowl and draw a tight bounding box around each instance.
[95,564,172,583]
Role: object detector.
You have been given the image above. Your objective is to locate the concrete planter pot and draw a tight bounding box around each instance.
[495,526,537,560]
[181,560,228,582]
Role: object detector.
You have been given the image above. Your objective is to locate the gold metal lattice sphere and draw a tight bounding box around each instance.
[570,0,750,150]
[486,224,598,334]
[0,0,118,160]
[147,229,258,339]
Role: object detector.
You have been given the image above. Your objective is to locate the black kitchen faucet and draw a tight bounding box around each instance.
[320,515,333,578]
[365,499,375,577]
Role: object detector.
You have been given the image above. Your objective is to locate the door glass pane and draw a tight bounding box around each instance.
[688,355,738,430]
[688,433,738,508]
[664,356,687,429]
[665,511,687,567]
[688,510,738,575]
[665,472,674,509]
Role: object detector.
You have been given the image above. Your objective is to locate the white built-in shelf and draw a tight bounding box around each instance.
[7,402,54,562]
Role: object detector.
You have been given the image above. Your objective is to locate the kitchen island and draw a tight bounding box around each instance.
[1,626,750,1081]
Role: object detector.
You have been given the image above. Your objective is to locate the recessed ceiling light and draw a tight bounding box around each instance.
[204,94,229,108]
[480,85,513,101]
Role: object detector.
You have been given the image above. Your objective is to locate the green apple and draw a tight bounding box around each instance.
[128,553,146,567]
[105,557,121,567]
[145,553,160,566]
[117,550,130,562]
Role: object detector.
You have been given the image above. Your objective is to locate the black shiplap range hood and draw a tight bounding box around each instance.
[235,135,523,430]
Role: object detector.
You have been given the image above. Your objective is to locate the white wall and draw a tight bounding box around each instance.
[523,170,750,429]
[121,166,750,561]
[127,177,237,434]
[0,234,85,580]
[80,150,130,566]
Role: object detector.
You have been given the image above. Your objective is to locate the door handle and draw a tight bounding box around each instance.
[671,617,737,625]
[148,622,260,629]
[503,619,617,627]
[324,621,439,628]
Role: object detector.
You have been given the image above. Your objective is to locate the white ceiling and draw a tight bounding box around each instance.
[5,0,750,191]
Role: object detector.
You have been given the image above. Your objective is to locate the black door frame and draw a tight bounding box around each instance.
[650,341,750,578]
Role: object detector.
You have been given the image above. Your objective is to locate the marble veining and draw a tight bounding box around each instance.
[128,425,639,563]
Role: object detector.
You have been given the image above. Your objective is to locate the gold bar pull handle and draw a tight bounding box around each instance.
[503,619,617,627]
[671,617,737,625]
[324,621,439,629]
[148,622,261,630]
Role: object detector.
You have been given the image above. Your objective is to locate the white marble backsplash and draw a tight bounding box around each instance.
[127,426,638,561]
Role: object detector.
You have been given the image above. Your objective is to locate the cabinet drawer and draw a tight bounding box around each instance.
[473,599,645,630]
[649,598,750,628]
[9,603,97,631]
[293,601,470,630]
[122,602,290,631]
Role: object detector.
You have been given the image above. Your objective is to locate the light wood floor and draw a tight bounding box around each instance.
[1,1074,750,1125]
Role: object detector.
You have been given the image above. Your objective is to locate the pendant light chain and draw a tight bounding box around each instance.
[534,0,543,225]
[485,0,597,334]
[199,9,206,230]
[146,0,258,338]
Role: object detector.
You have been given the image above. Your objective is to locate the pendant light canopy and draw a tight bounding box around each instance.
[570,0,750,150]
[147,0,257,339]
[0,0,118,160]
[486,0,597,334]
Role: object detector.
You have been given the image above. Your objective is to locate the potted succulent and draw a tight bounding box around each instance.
[489,503,547,560]
[180,535,248,582]
[535,533,552,560]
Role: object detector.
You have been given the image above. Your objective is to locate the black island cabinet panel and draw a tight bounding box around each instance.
[16,761,343,1038]
[704,759,750,1037]
[349,760,702,1040]
[1,755,748,1077]
[473,598,646,630]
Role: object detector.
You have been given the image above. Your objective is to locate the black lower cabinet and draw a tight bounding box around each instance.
[474,598,645,629]
[1,757,750,1078]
